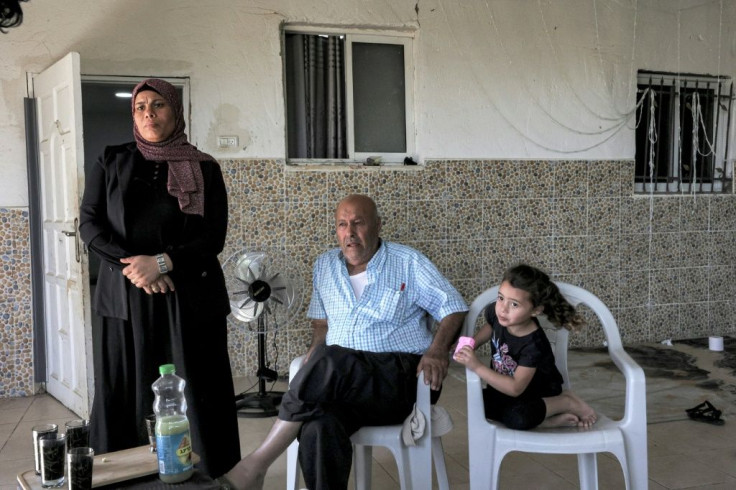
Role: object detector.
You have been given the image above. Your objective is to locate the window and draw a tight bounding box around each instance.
[635,71,733,194]
[283,28,414,163]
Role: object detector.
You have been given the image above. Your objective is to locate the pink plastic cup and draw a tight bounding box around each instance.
[455,336,476,354]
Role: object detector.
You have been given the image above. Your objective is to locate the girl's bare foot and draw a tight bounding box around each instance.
[540,413,580,428]
[543,390,597,429]
[562,390,597,428]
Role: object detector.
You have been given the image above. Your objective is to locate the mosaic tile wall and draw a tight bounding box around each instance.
[1,158,735,397]
[0,208,33,397]
[219,159,736,378]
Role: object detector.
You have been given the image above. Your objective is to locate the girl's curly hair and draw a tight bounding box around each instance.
[502,263,586,332]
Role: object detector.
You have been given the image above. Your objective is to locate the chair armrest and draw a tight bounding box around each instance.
[606,344,647,428]
[465,368,488,425]
[557,282,647,431]
[416,371,430,410]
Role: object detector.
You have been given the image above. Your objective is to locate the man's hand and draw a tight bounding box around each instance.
[417,345,450,390]
[304,319,328,364]
[416,311,466,390]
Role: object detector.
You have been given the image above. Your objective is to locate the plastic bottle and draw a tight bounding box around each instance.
[152,364,193,483]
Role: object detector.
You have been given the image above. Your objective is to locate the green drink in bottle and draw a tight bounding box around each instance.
[152,364,193,483]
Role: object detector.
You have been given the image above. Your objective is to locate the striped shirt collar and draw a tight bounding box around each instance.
[337,239,386,278]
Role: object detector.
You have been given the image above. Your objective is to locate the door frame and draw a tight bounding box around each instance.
[25,95,47,387]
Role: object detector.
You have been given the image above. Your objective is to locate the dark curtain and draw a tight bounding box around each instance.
[285,33,347,159]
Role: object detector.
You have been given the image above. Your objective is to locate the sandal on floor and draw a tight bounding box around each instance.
[686,400,725,425]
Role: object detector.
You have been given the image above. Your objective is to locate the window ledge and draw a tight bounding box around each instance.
[285,160,423,172]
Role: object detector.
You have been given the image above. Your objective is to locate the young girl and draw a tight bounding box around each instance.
[454,264,597,430]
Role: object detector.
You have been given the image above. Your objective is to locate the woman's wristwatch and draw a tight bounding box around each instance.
[156,253,169,274]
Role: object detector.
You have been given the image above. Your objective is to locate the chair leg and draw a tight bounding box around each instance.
[628,450,648,490]
[286,440,300,490]
[609,446,632,489]
[405,444,430,490]
[469,439,501,490]
[432,437,450,490]
[577,453,599,490]
[489,450,506,490]
[353,445,373,490]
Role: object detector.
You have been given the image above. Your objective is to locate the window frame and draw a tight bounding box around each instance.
[283,26,416,165]
[635,70,733,194]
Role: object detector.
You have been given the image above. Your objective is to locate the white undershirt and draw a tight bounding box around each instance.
[349,271,368,301]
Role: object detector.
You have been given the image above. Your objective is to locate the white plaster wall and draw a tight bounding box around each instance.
[1,0,734,207]
[418,0,736,157]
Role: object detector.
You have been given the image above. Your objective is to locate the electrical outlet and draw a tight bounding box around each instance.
[217,136,238,148]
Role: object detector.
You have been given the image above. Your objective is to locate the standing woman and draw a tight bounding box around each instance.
[79,78,241,477]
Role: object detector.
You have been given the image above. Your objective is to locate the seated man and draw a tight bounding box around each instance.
[222,194,468,490]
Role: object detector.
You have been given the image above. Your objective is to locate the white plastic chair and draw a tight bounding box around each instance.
[286,355,450,490]
[463,283,648,490]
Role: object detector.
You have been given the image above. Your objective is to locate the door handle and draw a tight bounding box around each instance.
[61,218,81,263]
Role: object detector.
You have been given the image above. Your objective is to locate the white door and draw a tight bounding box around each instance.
[33,52,92,418]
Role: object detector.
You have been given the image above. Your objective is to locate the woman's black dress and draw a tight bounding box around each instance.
[81,146,240,478]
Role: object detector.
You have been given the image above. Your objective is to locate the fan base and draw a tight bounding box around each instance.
[235,391,285,418]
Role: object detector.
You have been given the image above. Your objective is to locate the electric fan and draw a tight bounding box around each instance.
[223,249,303,417]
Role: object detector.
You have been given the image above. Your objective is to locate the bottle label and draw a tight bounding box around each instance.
[156,430,193,475]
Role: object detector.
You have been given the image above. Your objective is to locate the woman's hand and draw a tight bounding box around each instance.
[453,345,482,372]
[143,275,176,295]
[121,255,165,289]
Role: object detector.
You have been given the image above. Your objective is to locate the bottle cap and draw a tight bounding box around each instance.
[159,364,176,375]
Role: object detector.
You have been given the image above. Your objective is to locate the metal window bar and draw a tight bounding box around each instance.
[684,80,710,189]
[713,79,722,171]
[724,83,734,188]
[660,78,673,185]
[636,72,732,194]
[658,77,670,188]
[716,81,733,190]
[636,83,651,186]
[678,79,687,192]
[637,84,648,183]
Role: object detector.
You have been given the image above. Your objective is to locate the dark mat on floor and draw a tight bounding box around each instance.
[571,339,736,423]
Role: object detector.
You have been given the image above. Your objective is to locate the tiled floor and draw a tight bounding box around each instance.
[2,341,735,489]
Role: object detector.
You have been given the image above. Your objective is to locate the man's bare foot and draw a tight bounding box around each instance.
[540,413,580,428]
[222,459,265,490]
[220,418,301,489]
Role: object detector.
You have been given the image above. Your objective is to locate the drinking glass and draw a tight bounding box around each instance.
[31,424,58,475]
[39,432,66,487]
[145,414,157,452]
[65,419,90,450]
[67,447,94,490]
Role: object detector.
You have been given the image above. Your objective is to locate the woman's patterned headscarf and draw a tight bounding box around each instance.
[132,78,216,216]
